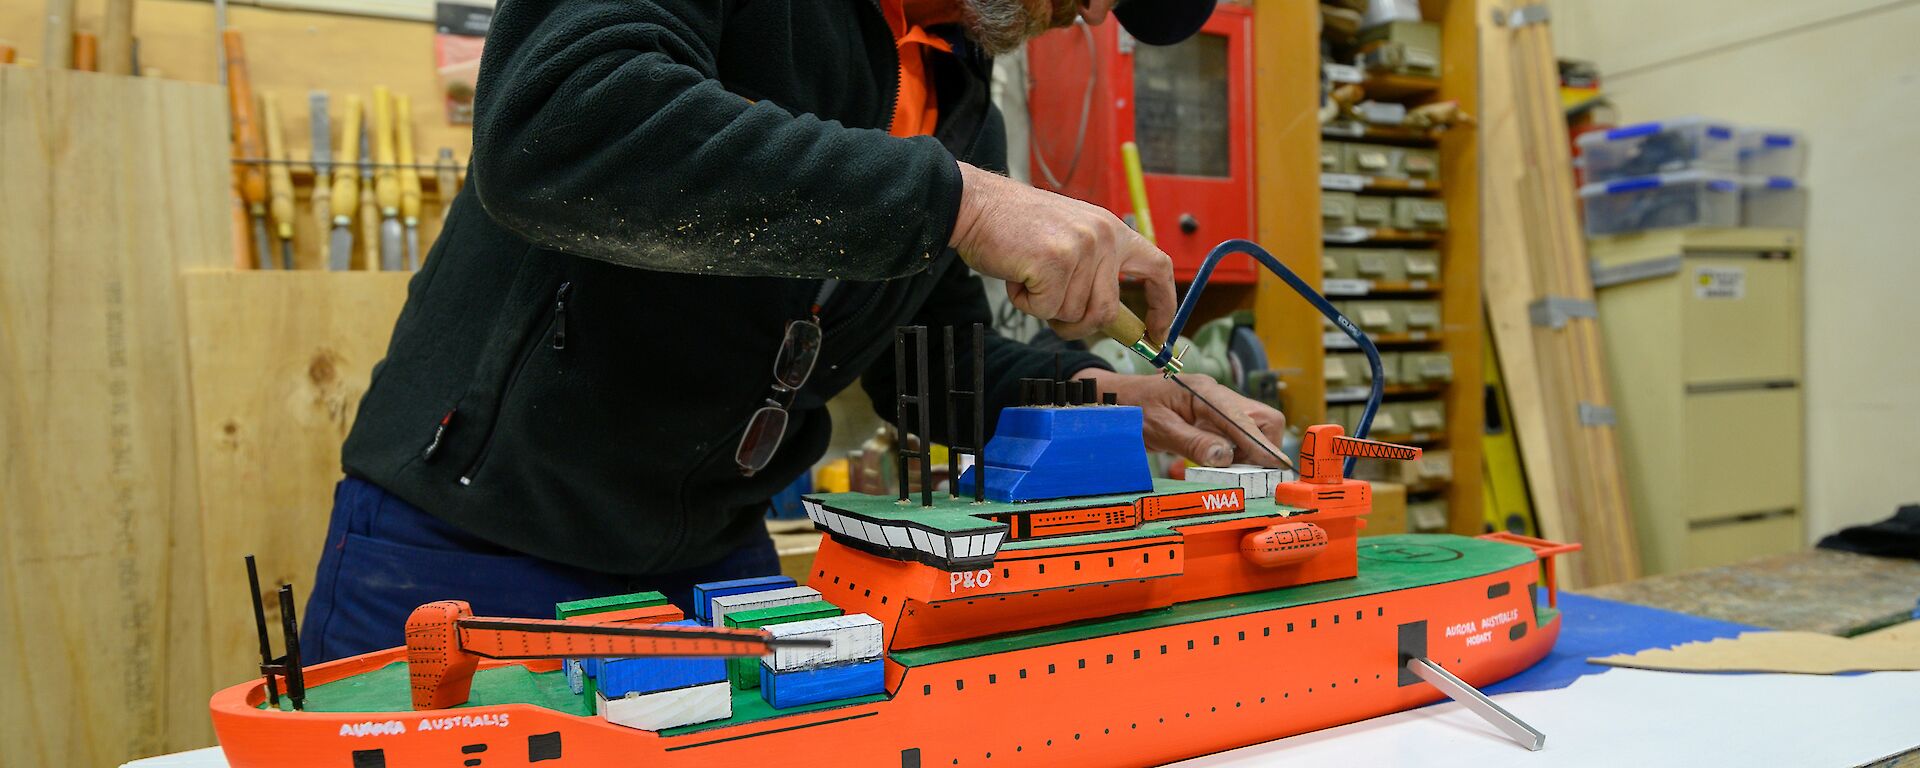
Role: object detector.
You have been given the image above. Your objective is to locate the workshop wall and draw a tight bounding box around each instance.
[0,0,472,156]
[1547,0,1920,540]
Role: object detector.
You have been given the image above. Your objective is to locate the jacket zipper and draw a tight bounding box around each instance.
[866,0,900,135]
[459,282,570,486]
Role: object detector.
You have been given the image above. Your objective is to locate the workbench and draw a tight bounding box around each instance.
[123,549,1920,767]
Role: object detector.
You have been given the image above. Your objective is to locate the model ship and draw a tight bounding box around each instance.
[210,242,1577,767]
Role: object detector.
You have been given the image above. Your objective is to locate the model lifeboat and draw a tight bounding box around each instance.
[1240,521,1328,567]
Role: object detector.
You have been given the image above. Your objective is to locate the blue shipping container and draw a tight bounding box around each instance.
[759,659,885,709]
[691,575,797,624]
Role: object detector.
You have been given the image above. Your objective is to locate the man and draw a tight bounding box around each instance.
[301,0,1286,661]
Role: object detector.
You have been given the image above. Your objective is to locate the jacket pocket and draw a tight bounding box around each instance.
[459,280,572,486]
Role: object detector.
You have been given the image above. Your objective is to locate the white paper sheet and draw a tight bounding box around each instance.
[1172,668,1920,767]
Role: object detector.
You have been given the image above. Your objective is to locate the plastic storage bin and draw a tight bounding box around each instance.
[1576,117,1738,183]
[1737,127,1807,179]
[1579,170,1739,237]
[1740,176,1808,229]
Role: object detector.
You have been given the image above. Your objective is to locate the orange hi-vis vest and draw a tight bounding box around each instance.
[878,0,952,138]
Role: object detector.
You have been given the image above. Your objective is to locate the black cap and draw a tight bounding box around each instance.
[1114,0,1218,46]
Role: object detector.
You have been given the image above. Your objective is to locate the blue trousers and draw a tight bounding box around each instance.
[300,477,781,662]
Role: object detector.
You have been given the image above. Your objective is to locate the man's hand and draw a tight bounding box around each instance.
[1076,368,1288,468]
[949,162,1175,346]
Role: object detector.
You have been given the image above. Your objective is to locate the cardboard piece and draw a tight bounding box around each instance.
[1589,623,1920,675]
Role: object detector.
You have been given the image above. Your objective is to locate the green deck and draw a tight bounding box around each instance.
[276,534,1541,736]
[273,662,592,716]
[892,534,1536,667]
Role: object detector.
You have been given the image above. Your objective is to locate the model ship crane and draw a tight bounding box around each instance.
[401,600,827,710]
[211,238,1578,768]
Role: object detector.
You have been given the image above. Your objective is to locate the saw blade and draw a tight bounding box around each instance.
[1167,373,1295,471]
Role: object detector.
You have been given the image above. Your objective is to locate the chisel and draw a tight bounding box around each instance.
[395,94,423,271]
[1103,306,1295,471]
[309,91,333,269]
[435,147,459,242]
[326,94,361,272]
[358,122,379,269]
[222,29,272,270]
[372,86,403,271]
[435,145,460,197]
[262,92,297,269]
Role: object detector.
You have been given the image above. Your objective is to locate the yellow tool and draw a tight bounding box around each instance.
[372,86,403,270]
[327,95,362,272]
[1120,141,1156,244]
[309,92,333,270]
[262,92,297,269]
[395,94,423,271]
[358,121,379,270]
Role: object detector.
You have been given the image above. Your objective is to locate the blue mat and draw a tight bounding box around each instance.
[1482,592,1758,695]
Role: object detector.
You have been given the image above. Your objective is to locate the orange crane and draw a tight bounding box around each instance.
[403,601,826,710]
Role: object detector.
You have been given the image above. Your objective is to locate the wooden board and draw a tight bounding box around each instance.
[181,270,411,692]
[1475,0,1572,550]
[1477,0,1639,586]
[0,68,228,767]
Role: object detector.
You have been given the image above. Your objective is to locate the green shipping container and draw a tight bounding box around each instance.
[723,600,844,690]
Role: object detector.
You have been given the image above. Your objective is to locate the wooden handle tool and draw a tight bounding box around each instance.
[327,95,362,271]
[395,94,422,270]
[1101,305,1181,375]
[72,32,98,71]
[262,92,296,268]
[372,86,402,270]
[223,29,272,269]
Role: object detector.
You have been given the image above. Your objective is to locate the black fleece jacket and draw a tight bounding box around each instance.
[339,0,1108,575]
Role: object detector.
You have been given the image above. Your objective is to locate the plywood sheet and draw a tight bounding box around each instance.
[181,270,411,689]
[0,68,229,766]
[1592,627,1920,675]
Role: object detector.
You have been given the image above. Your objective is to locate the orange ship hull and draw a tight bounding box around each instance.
[210,540,1559,767]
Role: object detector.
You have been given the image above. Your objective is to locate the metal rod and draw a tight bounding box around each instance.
[230,157,466,173]
[244,556,279,706]
[1406,657,1545,751]
[894,328,909,503]
[972,323,985,503]
[277,585,306,711]
[914,326,932,508]
[944,326,959,498]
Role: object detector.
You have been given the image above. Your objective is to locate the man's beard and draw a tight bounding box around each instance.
[960,0,1082,55]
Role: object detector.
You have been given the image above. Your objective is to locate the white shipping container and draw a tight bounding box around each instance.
[764,613,885,672]
[598,683,732,731]
[709,586,823,628]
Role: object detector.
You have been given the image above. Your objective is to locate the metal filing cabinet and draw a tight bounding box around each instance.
[1591,228,1804,575]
